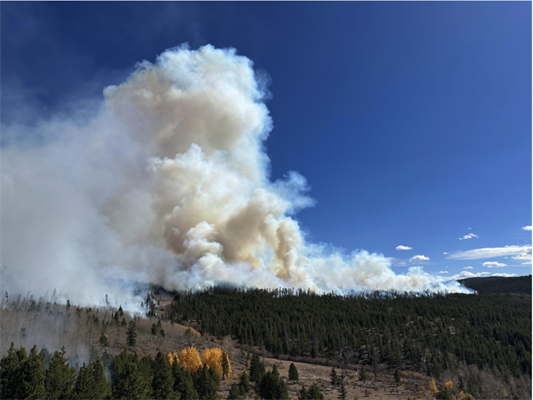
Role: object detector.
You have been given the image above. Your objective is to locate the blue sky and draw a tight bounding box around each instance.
[2,2,531,281]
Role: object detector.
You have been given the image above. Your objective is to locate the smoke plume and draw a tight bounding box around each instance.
[1,45,469,308]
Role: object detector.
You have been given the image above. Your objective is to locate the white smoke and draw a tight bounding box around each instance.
[1,45,470,308]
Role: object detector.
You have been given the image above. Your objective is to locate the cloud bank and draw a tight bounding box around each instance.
[447,245,532,261]
[1,45,471,307]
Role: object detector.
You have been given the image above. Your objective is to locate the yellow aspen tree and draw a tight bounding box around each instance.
[201,348,232,378]
[445,381,453,390]
[429,379,438,394]
[202,348,223,376]
[167,352,179,366]
[179,347,202,373]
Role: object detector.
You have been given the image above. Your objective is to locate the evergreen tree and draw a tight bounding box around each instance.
[152,352,176,399]
[172,362,198,400]
[239,370,250,394]
[289,363,299,381]
[330,367,339,385]
[91,358,111,400]
[249,353,265,382]
[72,363,95,399]
[45,347,76,399]
[394,369,401,386]
[111,352,151,400]
[338,375,347,400]
[0,343,24,400]
[300,383,325,400]
[257,369,289,400]
[194,365,219,400]
[359,366,367,383]
[99,333,109,346]
[227,383,243,400]
[126,321,137,347]
[21,346,47,399]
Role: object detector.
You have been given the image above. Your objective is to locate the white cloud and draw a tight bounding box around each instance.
[447,245,532,260]
[448,271,490,280]
[463,266,473,270]
[395,245,412,251]
[409,255,429,262]
[439,271,448,274]
[443,252,448,255]
[482,261,507,268]
[459,233,478,240]
[522,226,532,231]
[512,252,532,262]
[440,271,517,282]
[491,273,518,277]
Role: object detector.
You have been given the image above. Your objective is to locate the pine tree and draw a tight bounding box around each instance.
[45,347,76,399]
[330,367,339,385]
[21,345,47,399]
[111,352,151,399]
[91,358,111,399]
[172,362,198,400]
[72,363,95,399]
[289,363,299,381]
[194,365,219,400]
[249,353,265,383]
[257,368,289,400]
[359,366,367,383]
[228,383,243,400]
[99,333,109,346]
[394,369,401,386]
[152,352,176,399]
[307,383,325,400]
[338,375,347,400]
[126,321,137,347]
[0,343,24,400]
[239,371,250,394]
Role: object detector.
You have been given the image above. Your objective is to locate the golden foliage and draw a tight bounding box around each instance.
[459,391,475,400]
[429,379,438,394]
[201,347,232,378]
[167,352,179,365]
[179,346,202,373]
[445,381,453,390]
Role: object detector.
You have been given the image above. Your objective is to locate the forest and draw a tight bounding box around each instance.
[169,286,531,381]
[0,275,531,399]
[459,275,531,294]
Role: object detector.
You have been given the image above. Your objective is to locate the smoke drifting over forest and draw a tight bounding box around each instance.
[1,45,470,308]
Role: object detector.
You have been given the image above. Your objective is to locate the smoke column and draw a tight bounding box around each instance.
[1,45,469,308]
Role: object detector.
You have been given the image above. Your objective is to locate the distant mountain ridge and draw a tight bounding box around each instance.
[459,274,532,294]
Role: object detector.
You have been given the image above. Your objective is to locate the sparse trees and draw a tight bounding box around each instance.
[299,383,324,400]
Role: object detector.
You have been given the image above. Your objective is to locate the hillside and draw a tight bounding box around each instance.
[459,275,532,294]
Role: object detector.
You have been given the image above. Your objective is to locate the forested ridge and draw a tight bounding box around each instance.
[171,288,531,380]
[459,275,532,294]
